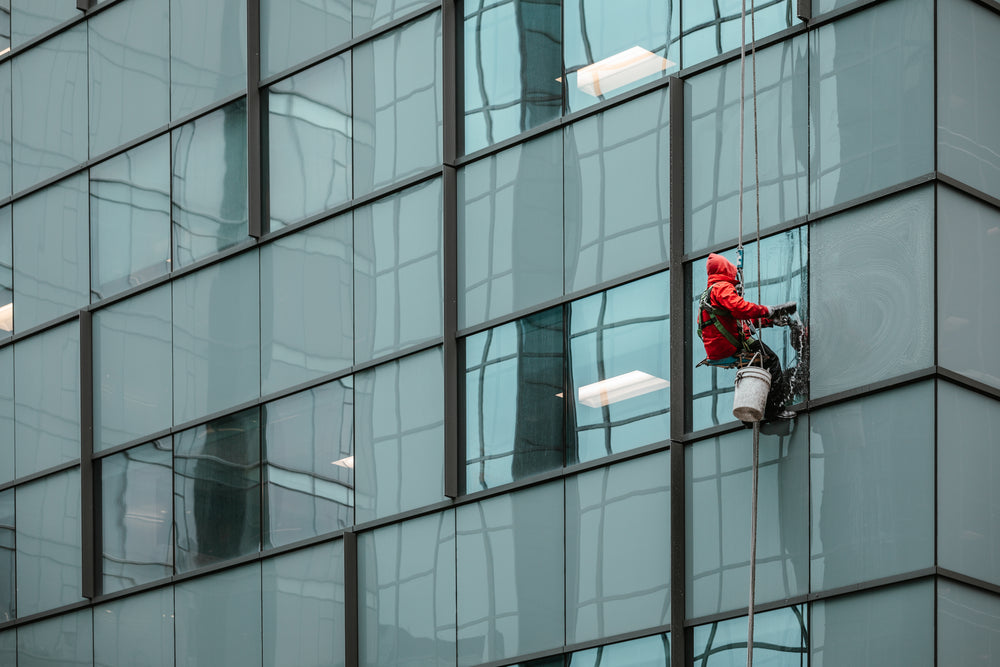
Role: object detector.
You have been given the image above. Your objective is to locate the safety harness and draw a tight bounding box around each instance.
[697,283,750,353]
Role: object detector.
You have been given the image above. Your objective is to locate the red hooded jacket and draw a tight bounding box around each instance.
[699,253,771,359]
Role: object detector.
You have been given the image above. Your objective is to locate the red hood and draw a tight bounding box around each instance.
[706,253,738,285]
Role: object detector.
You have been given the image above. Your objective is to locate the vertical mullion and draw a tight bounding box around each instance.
[77,0,91,11]
[247,0,264,239]
[344,529,359,667]
[442,0,460,499]
[79,309,97,599]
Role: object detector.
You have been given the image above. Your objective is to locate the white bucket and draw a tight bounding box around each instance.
[732,366,772,422]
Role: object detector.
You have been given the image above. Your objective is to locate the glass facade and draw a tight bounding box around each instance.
[0,0,996,665]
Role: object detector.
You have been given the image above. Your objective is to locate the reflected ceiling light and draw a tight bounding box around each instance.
[331,455,354,469]
[0,303,11,332]
[0,48,8,57]
[577,370,668,408]
[576,46,675,97]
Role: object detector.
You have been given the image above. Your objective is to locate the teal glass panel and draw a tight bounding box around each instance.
[692,605,807,665]
[94,588,173,667]
[11,0,76,47]
[14,321,79,477]
[15,468,82,617]
[355,347,444,522]
[262,541,345,667]
[354,178,442,363]
[263,381,353,549]
[267,54,352,231]
[456,482,564,667]
[682,0,795,68]
[12,23,87,193]
[172,250,259,424]
[100,441,173,594]
[810,383,934,592]
[459,132,563,328]
[353,12,442,196]
[811,579,932,666]
[0,2,7,53]
[88,0,169,157]
[810,0,933,211]
[464,307,564,492]
[687,425,808,618]
[689,227,808,431]
[0,346,11,484]
[174,409,260,573]
[354,0,435,34]
[463,0,560,153]
[170,0,247,120]
[811,187,932,397]
[938,580,1000,667]
[359,511,456,666]
[171,99,248,268]
[261,0,350,78]
[12,173,89,331]
[938,383,1000,586]
[90,136,171,301]
[566,452,670,644]
[0,630,10,665]
[569,633,670,666]
[93,286,172,451]
[565,90,670,291]
[0,206,8,340]
[0,62,10,200]
[685,35,808,253]
[938,187,1000,389]
[17,608,93,667]
[260,213,353,395]
[569,274,670,463]
[0,489,12,621]
[175,563,262,667]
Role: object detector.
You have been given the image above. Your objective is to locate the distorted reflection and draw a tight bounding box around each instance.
[0,489,13,621]
[681,0,794,67]
[0,348,11,484]
[0,205,10,338]
[568,633,670,666]
[261,0,350,78]
[94,588,174,667]
[354,0,436,34]
[11,0,77,48]
[14,608,93,666]
[691,605,807,665]
[0,62,10,202]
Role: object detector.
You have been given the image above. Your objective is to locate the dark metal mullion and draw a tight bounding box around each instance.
[247,0,264,239]
[344,530,359,667]
[79,310,97,599]
[443,0,460,500]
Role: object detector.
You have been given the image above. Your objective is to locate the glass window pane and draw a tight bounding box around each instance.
[355,347,444,522]
[94,587,173,667]
[94,286,172,451]
[12,23,87,193]
[569,274,670,463]
[263,381,353,549]
[15,320,79,477]
[810,187,932,397]
[15,468,82,617]
[459,132,563,328]
[569,633,670,666]
[810,0,933,211]
[267,54,352,231]
[359,511,456,666]
[175,563,262,667]
[810,383,934,592]
[354,178,442,363]
[354,12,442,195]
[565,90,670,291]
[938,383,1000,586]
[261,0,350,78]
[170,0,247,120]
[172,250,259,424]
[938,186,1000,389]
[262,540,345,667]
[462,0,560,153]
[0,206,9,340]
[687,425,808,618]
[692,605,807,665]
[0,346,11,484]
[566,452,669,644]
[0,489,12,621]
[12,173,89,332]
[938,580,1000,667]
[457,482,564,667]
[464,307,564,492]
[100,441,173,595]
[261,214,353,393]
[0,62,11,200]
[171,99,249,268]
[173,409,260,573]
[88,0,169,157]
[0,630,11,665]
[685,35,808,253]
[11,0,76,47]
[17,608,92,667]
[682,0,795,68]
[354,0,435,34]
[811,579,933,666]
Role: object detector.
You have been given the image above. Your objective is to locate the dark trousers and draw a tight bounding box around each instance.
[744,340,787,420]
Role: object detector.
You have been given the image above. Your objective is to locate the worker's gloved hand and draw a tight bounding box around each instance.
[767,302,797,319]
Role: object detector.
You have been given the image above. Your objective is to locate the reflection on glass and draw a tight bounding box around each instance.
[173,409,260,573]
[681,0,794,68]
[354,0,435,34]
[16,608,93,666]
[0,348,10,483]
[0,490,12,621]
[90,136,171,301]
[15,468,83,617]
[810,383,934,592]
[100,441,173,595]
[938,580,1000,667]
[692,605,807,665]
[463,0,560,153]
[569,633,670,666]
[459,132,563,328]
[456,482,564,667]
[687,426,807,618]
[172,99,248,268]
[0,62,11,200]
[268,54,352,230]
[11,0,77,47]
[263,381,353,549]
[94,587,174,667]
[261,0,350,78]
[262,541,346,667]
[359,511,456,666]
[174,563,263,666]
[0,206,8,341]
[261,213,353,395]
[0,630,10,667]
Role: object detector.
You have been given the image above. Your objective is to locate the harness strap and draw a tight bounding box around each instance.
[697,284,749,352]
